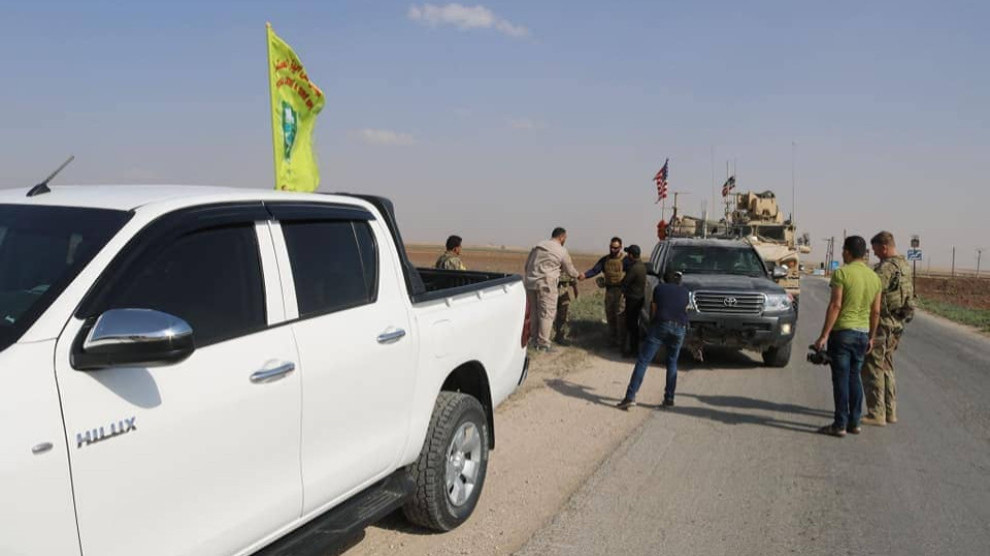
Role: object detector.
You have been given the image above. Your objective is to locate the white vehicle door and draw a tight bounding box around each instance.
[0,204,131,555]
[53,206,303,556]
[269,204,417,513]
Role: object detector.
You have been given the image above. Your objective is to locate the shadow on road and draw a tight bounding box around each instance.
[544,378,828,435]
[678,393,833,419]
[545,378,623,407]
[666,404,821,434]
[678,347,763,371]
[363,509,438,538]
[322,529,367,555]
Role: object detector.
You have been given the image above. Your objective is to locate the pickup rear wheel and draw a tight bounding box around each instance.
[404,392,490,531]
[762,341,793,367]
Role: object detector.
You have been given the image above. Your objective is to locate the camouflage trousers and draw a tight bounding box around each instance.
[605,288,626,344]
[554,296,572,342]
[861,326,902,421]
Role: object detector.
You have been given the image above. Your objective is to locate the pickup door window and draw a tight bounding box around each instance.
[277,216,416,513]
[281,220,378,316]
[55,214,303,556]
[104,225,267,344]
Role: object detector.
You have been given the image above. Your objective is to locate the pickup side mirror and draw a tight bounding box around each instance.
[74,309,195,370]
[771,266,789,280]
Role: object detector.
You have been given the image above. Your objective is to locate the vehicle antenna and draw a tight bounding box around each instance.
[27,155,75,197]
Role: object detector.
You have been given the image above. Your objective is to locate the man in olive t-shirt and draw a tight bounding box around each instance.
[814,235,882,437]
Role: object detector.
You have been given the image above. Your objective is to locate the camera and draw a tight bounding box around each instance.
[806,345,831,365]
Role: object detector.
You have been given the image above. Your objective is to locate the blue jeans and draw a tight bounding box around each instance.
[828,329,869,429]
[625,321,686,402]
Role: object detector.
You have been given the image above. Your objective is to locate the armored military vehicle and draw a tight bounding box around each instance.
[723,191,809,308]
[667,190,809,309]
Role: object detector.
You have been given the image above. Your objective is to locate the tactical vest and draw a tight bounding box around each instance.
[877,255,915,326]
[604,256,625,286]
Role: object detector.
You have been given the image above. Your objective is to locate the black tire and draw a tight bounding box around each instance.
[762,341,792,367]
[403,392,490,531]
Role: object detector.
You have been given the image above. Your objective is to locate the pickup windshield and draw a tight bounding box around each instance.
[0,204,130,352]
[667,245,767,277]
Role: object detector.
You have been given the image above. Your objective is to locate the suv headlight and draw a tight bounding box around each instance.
[764,293,792,312]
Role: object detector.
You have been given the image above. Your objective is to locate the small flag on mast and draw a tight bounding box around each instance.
[654,158,669,202]
[721,175,736,197]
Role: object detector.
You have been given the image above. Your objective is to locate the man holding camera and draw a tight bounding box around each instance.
[861,231,915,426]
[813,236,882,438]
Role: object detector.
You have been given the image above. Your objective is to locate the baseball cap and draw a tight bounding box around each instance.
[624,244,641,257]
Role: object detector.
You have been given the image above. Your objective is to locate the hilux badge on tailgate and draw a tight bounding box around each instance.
[76,417,137,448]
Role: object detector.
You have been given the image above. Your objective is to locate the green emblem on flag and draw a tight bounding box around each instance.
[281,101,297,161]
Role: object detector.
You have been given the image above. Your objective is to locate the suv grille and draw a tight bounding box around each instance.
[695,291,765,315]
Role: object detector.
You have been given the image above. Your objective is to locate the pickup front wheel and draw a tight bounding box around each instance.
[404,392,490,531]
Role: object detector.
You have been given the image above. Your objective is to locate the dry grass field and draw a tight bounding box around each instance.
[914,276,990,332]
[915,276,990,311]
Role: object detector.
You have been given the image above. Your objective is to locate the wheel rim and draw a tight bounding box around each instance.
[445,421,482,507]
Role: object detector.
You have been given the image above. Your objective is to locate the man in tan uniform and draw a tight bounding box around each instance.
[862,231,915,426]
[524,227,582,353]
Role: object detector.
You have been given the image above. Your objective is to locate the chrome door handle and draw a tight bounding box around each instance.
[377,329,406,344]
[250,362,296,384]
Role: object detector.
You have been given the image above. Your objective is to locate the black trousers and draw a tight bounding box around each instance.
[624,297,645,355]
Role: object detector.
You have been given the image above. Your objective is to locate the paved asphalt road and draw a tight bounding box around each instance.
[518,278,990,556]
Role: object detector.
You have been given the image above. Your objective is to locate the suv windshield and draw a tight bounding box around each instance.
[667,245,767,277]
[0,204,130,352]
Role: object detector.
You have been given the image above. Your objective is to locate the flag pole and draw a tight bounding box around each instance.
[710,145,716,220]
[266,22,280,190]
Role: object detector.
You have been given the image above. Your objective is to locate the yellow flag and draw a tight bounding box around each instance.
[267,23,326,192]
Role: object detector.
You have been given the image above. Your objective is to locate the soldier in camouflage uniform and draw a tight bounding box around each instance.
[862,231,916,426]
[553,274,579,344]
[435,235,467,271]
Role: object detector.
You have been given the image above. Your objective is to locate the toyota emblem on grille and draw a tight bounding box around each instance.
[723,297,738,307]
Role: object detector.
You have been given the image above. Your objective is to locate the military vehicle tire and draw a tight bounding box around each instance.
[404,392,489,532]
[762,341,792,367]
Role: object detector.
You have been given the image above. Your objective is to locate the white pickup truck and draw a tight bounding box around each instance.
[0,185,530,556]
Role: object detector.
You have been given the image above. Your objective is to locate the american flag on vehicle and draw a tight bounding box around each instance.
[654,158,669,202]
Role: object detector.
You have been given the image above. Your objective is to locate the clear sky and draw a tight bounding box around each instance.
[2,0,988,269]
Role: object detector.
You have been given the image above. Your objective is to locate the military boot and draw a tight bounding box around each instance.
[861,415,887,427]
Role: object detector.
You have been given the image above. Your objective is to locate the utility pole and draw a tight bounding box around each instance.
[672,191,689,214]
[952,247,956,278]
[978,248,985,278]
[791,141,796,223]
[823,237,835,276]
[710,145,716,219]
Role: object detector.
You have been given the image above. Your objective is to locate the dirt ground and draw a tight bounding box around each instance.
[915,276,990,310]
[328,245,648,555]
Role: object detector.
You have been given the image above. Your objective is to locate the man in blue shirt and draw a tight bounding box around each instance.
[617,270,690,409]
